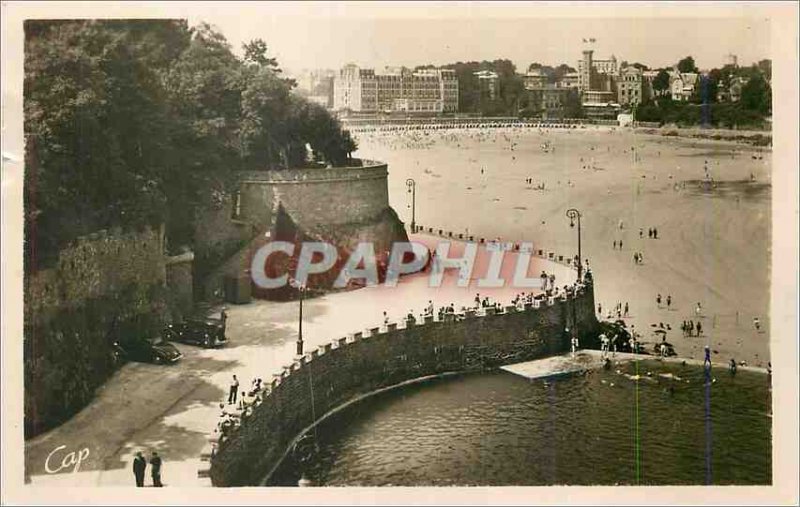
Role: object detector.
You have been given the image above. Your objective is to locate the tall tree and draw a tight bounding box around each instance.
[25,20,357,263]
[652,69,671,98]
[740,73,771,115]
[677,56,698,73]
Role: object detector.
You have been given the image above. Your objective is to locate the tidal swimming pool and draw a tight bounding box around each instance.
[270,360,771,486]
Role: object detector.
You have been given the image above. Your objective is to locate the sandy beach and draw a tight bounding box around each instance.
[360,125,771,367]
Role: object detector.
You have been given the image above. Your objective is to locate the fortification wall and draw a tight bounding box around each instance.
[205,281,597,486]
[196,160,407,301]
[25,226,166,321]
[237,161,390,230]
[166,252,195,321]
[23,226,172,437]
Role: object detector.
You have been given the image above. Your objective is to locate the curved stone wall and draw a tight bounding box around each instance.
[203,280,598,486]
[237,160,390,231]
[197,160,407,300]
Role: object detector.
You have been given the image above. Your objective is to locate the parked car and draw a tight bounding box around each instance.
[117,335,183,364]
[163,317,227,348]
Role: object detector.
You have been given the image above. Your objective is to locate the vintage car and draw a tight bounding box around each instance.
[163,317,227,348]
[115,335,183,364]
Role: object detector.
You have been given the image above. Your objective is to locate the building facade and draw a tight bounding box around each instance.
[523,68,549,90]
[333,64,458,114]
[475,70,500,100]
[578,50,618,93]
[617,66,643,106]
[582,90,615,104]
[525,86,580,119]
[669,70,698,101]
[578,50,593,93]
[558,72,580,89]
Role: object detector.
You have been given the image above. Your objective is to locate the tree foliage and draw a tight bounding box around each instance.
[25,20,356,266]
[740,73,771,115]
[677,56,698,73]
[652,69,671,97]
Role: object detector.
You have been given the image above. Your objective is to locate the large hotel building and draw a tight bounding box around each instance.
[333,64,459,114]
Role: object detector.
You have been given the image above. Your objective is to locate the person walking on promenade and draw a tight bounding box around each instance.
[150,451,163,487]
[597,303,602,315]
[666,295,672,309]
[633,252,639,264]
[571,334,579,358]
[619,240,623,250]
[753,317,761,332]
[132,452,146,487]
[695,302,702,317]
[549,274,556,291]
[613,240,617,250]
[696,321,703,336]
[639,228,644,239]
[624,302,629,317]
[648,228,653,239]
[228,375,239,405]
[729,359,737,375]
[600,333,609,358]
[611,333,618,356]
[688,320,695,336]
[656,294,662,308]
[653,227,658,239]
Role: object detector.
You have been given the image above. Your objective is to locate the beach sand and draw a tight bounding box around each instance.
[359,125,771,367]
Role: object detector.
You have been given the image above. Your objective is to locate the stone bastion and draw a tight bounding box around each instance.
[195,159,408,301]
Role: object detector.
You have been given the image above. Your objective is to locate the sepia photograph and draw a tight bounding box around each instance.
[2,2,798,505]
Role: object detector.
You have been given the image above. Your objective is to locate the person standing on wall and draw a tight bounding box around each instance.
[150,451,163,487]
[132,451,146,487]
[228,375,239,405]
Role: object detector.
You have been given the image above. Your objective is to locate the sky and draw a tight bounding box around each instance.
[183,2,773,76]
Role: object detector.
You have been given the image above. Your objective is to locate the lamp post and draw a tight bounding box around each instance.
[289,278,305,357]
[566,208,583,281]
[406,178,416,233]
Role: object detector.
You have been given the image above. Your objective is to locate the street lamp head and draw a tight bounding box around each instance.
[570,219,575,228]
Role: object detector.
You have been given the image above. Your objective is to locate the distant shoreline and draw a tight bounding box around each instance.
[639,126,772,147]
[351,121,772,148]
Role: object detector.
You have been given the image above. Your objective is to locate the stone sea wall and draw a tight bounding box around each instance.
[204,280,598,486]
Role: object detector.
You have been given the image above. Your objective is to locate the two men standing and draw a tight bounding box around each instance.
[132,451,164,487]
